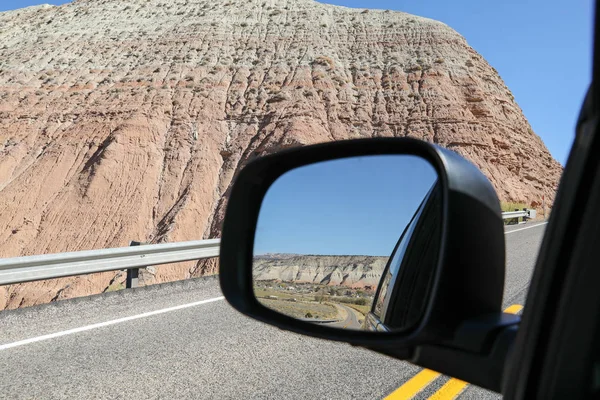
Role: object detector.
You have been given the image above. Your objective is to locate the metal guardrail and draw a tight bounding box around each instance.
[0,239,220,287]
[501,211,528,219]
[501,209,536,223]
[0,207,538,287]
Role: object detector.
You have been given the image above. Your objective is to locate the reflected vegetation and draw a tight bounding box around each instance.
[253,254,388,329]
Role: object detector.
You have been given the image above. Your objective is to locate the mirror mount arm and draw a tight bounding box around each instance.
[359,345,415,361]
[358,314,519,365]
[450,313,520,353]
[410,322,519,393]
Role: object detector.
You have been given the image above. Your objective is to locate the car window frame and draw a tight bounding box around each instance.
[503,3,600,398]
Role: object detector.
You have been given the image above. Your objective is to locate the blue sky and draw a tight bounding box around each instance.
[253,155,438,256]
[0,0,70,11]
[1,0,594,165]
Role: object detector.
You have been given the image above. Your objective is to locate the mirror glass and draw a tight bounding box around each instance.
[252,155,441,332]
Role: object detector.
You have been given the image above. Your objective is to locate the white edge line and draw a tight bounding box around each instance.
[504,222,548,234]
[0,296,225,351]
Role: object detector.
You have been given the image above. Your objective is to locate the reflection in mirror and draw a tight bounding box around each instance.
[252,155,441,332]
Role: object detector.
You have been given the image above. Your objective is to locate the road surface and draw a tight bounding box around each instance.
[329,303,363,330]
[0,222,547,399]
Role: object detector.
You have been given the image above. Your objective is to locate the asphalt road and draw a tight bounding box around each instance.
[329,303,363,330]
[0,222,547,399]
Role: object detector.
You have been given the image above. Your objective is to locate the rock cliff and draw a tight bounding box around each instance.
[0,0,562,309]
[254,254,388,289]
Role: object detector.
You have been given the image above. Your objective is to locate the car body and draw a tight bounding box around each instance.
[364,180,441,332]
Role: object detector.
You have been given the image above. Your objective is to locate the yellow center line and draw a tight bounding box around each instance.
[383,304,523,400]
[426,304,523,400]
[428,379,468,400]
[503,304,524,315]
[384,369,441,400]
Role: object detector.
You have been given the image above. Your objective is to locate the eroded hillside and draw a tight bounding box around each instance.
[0,0,562,308]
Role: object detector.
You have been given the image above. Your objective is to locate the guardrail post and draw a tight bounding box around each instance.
[509,209,518,225]
[126,241,143,288]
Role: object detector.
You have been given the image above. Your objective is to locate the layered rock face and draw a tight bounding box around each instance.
[0,0,562,309]
[253,255,388,289]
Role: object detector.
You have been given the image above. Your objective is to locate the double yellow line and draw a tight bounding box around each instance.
[384,304,523,400]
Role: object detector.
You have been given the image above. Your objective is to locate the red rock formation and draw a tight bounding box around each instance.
[0,0,562,309]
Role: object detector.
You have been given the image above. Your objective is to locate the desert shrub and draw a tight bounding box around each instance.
[355,298,369,306]
[267,92,289,103]
[315,295,329,303]
[500,201,529,212]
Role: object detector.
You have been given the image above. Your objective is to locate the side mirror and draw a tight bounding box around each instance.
[219,138,508,353]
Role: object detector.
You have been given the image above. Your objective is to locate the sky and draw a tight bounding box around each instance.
[253,155,438,256]
[0,0,594,164]
[0,0,69,11]
[323,0,595,166]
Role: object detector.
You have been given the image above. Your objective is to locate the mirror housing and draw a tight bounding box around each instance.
[219,138,505,351]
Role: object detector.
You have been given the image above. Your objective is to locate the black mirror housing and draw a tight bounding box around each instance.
[219,138,505,350]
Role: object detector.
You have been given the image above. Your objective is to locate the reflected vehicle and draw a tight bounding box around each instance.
[365,181,442,332]
[250,154,441,331]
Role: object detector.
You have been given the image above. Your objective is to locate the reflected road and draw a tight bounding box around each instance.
[329,304,362,330]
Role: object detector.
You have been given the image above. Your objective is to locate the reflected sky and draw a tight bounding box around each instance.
[254,155,437,256]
